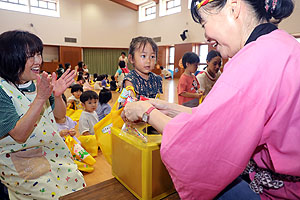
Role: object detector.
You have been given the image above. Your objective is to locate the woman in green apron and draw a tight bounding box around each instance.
[0,30,85,199]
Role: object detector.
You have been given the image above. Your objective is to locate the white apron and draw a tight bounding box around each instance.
[0,78,85,200]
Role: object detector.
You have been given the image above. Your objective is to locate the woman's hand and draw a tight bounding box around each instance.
[147,98,191,118]
[52,69,76,97]
[36,71,54,101]
[122,101,152,122]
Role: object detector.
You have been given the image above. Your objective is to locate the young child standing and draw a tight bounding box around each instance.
[177,52,203,107]
[68,84,84,110]
[78,90,99,135]
[123,36,162,99]
[96,88,112,121]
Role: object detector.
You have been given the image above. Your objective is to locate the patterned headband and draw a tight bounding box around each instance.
[196,0,216,10]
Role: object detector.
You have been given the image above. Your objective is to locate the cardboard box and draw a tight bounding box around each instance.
[111,127,175,200]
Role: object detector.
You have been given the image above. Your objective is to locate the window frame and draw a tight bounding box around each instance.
[0,0,60,17]
[139,1,156,22]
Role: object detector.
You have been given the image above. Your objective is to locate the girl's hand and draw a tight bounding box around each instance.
[52,69,76,97]
[69,128,76,137]
[36,71,53,101]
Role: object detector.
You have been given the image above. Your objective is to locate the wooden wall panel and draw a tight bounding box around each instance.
[152,46,167,75]
[174,43,193,78]
[60,46,82,70]
[42,62,59,73]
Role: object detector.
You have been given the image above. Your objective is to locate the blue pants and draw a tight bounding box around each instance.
[216,177,261,200]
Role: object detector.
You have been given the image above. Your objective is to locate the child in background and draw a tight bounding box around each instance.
[78,90,99,135]
[196,50,222,96]
[177,52,203,107]
[56,94,77,138]
[101,74,108,87]
[56,64,64,79]
[93,73,98,82]
[160,66,172,79]
[94,74,104,90]
[96,88,112,121]
[115,61,128,91]
[68,84,84,110]
[110,75,117,91]
[123,36,162,99]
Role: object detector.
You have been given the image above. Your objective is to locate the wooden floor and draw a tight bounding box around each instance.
[64,78,179,187]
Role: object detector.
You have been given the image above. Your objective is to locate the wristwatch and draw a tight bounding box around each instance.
[142,106,156,123]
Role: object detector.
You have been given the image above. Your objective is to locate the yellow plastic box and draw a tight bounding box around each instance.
[111,127,175,200]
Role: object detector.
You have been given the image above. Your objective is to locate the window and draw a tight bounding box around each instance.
[139,1,156,22]
[0,0,60,17]
[166,0,180,10]
[188,0,192,9]
[194,44,208,71]
[168,46,175,71]
[159,0,181,17]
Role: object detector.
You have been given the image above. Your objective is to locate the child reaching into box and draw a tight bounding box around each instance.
[177,52,203,107]
[78,90,99,135]
[123,36,163,100]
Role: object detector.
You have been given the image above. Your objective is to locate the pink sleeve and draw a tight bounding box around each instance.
[161,81,265,200]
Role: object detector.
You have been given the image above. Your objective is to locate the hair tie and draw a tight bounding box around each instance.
[265,0,278,13]
[196,0,215,10]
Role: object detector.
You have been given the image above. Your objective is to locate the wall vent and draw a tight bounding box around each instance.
[64,37,77,43]
[153,37,161,43]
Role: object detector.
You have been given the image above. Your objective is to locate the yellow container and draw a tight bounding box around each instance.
[111,127,175,200]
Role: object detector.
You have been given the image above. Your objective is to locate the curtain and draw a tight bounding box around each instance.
[83,48,130,77]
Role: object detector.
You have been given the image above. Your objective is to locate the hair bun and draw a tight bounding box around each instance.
[265,0,294,22]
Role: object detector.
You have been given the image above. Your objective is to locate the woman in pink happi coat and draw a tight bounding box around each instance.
[122,0,300,199]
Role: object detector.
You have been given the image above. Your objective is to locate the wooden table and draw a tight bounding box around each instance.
[60,178,180,200]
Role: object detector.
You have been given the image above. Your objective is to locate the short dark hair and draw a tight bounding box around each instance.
[128,36,158,60]
[191,0,294,25]
[97,74,105,81]
[99,88,112,105]
[71,84,83,93]
[206,50,221,62]
[0,30,43,84]
[111,75,115,81]
[119,61,126,68]
[65,63,71,69]
[182,52,200,69]
[121,52,126,56]
[78,61,84,68]
[58,64,64,69]
[77,74,84,82]
[80,90,99,103]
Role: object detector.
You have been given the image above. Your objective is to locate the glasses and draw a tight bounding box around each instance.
[26,52,42,62]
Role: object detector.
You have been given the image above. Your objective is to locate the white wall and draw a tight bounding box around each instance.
[0,0,299,47]
[136,0,206,45]
[136,0,300,45]
[81,0,137,48]
[0,0,82,46]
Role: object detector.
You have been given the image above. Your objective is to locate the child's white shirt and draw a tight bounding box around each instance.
[78,110,98,135]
